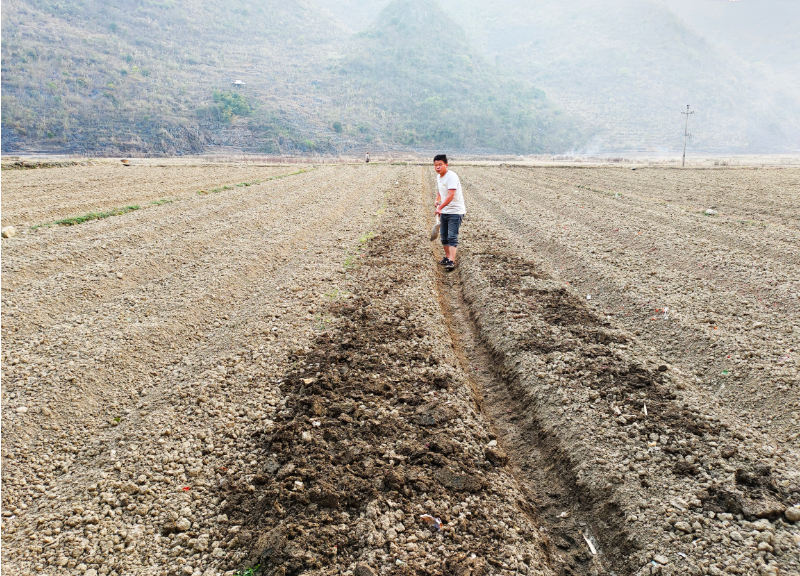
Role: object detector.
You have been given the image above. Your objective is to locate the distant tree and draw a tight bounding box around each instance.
[332,121,343,133]
[201,90,253,123]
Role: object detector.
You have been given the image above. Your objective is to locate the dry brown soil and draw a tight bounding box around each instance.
[1,164,798,576]
[0,163,300,228]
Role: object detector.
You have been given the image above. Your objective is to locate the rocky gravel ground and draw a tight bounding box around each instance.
[2,163,799,576]
[1,164,408,575]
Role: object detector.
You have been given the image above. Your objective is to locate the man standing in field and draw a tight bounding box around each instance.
[434,154,466,271]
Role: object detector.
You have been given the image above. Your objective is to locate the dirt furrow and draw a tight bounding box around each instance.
[436,268,612,575]
[3,163,799,576]
[213,168,559,576]
[455,167,799,447]
[548,167,800,230]
[456,243,799,575]
[447,166,799,576]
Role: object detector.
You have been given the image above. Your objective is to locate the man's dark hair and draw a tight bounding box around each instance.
[433,154,448,164]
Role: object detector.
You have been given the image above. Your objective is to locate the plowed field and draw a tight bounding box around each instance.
[2,164,799,576]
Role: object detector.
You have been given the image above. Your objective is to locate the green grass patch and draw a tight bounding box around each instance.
[33,205,141,229]
[150,198,173,206]
[315,312,333,331]
[196,168,314,196]
[235,566,260,576]
[736,219,767,227]
[341,190,388,271]
[54,205,140,226]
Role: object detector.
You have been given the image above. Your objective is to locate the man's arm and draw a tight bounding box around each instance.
[436,189,456,214]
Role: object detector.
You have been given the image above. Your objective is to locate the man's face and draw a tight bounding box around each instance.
[434,161,448,175]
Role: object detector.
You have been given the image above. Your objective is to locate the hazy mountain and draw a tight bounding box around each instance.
[315,0,388,32]
[664,0,800,81]
[325,0,582,153]
[1,0,577,155]
[310,0,800,153]
[2,0,798,155]
[433,0,800,153]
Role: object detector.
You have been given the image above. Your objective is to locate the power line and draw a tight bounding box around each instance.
[681,104,695,168]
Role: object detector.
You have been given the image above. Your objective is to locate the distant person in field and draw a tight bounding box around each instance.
[365,152,370,163]
[434,154,466,271]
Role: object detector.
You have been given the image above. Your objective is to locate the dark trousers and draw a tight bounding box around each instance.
[440,214,463,247]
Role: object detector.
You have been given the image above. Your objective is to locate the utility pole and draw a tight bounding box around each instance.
[681,104,695,167]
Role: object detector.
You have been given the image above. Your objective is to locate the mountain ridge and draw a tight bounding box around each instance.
[1,0,578,156]
[2,0,798,155]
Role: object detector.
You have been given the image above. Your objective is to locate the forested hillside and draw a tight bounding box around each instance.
[0,0,577,155]
[0,0,350,155]
[2,0,798,155]
[327,0,580,153]
[316,0,800,154]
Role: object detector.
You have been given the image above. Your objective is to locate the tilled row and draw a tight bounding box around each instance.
[0,163,298,228]
[543,167,800,230]
[456,235,800,575]
[0,165,402,576]
[455,166,799,448]
[221,173,558,576]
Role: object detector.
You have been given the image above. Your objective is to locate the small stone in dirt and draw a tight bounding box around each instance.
[673,461,699,476]
[383,469,405,491]
[161,520,179,535]
[2,226,16,238]
[176,517,191,532]
[705,209,718,215]
[121,482,139,495]
[720,446,737,459]
[265,459,281,475]
[354,564,377,576]
[786,507,800,522]
[277,463,296,478]
[16,406,28,414]
[434,467,485,493]
[653,555,669,565]
[553,536,571,549]
[485,447,509,467]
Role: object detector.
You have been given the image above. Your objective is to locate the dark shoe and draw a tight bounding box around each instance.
[445,259,456,271]
[439,257,450,266]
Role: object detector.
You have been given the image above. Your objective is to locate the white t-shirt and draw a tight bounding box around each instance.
[437,170,466,215]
